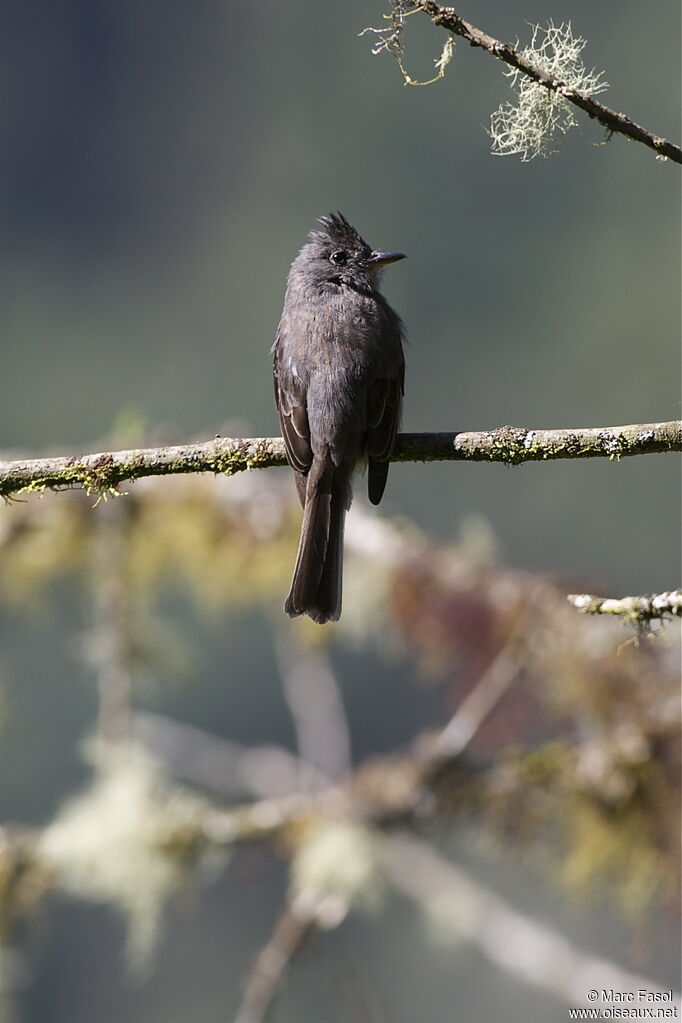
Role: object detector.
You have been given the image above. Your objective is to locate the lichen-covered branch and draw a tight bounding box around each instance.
[568,590,682,623]
[0,420,679,500]
[414,1,682,163]
[0,436,285,500]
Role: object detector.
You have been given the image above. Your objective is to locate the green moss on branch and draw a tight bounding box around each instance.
[0,421,679,501]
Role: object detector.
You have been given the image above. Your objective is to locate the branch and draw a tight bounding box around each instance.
[414,2,682,163]
[434,629,523,759]
[132,711,329,797]
[1,420,679,499]
[273,628,351,783]
[232,621,527,1023]
[385,831,680,1008]
[568,590,682,623]
[234,894,322,1023]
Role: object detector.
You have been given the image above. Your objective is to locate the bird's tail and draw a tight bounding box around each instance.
[284,452,349,624]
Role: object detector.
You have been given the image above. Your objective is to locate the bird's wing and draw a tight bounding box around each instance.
[273,344,312,477]
[366,359,404,506]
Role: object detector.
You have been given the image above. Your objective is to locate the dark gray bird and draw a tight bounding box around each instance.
[273,212,405,624]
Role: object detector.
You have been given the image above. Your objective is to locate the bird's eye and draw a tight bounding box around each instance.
[330,250,347,265]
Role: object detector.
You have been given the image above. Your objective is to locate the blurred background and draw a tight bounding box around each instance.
[0,1,679,1021]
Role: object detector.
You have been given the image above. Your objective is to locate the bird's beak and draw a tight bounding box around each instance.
[369,251,406,267]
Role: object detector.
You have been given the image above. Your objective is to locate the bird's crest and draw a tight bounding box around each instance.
[310,212,369,252]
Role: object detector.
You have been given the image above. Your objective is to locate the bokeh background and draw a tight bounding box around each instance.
[0,1,679,1021]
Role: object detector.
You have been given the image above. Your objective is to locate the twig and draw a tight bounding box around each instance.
[568,590,682,623]
[434,587,558,760]
[414,2,682,163]
[385,830,680,1007]
[0,420,679,500]
[234,894,322,1023]
[435,636,522,759]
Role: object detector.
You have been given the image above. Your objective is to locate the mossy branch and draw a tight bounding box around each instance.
[568,590,682,623]
[0,420,679,500]
[414,1,682,163]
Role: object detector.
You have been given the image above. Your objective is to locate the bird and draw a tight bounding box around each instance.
[273,212,406,624]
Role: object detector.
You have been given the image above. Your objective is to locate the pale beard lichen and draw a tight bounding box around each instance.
[290,819,382,927]
[39,741,214,970]
[490,22,608,160]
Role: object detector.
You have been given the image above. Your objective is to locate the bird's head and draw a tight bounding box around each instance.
[296,212,405,292]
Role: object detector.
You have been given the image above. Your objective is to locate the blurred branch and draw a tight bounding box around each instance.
[192,715,489,849]
[132,711,329,797]
[434,630,523,760]
[568,589,682,622]
[413,2,682,163]
[273,629,351,784]
[131,640,513,846]
[1,420,680,499]
[0,450,678,1000]
[234,893,325,1023]
[385,831,681,1007]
